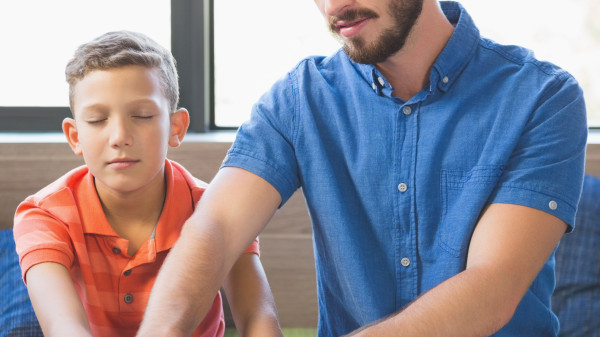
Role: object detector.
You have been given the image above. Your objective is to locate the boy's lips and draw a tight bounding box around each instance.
[108,158,139,169]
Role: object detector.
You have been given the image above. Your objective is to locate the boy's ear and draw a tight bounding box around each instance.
[62,118,83,156]
[169,108,190,148]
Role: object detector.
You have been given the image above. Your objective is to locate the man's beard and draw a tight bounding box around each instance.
[329,0,424,64]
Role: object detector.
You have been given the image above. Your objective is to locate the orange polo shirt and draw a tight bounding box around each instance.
[13,159,259,337]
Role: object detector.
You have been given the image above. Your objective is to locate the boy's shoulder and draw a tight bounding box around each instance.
[167,160,208,199]
[25,165,89,206]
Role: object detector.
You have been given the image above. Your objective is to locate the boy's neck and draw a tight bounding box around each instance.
[94,172,167,256]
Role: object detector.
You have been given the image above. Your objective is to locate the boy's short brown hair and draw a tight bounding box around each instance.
[65,31,179,112]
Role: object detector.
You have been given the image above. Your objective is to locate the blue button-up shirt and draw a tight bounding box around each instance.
[223,2,587,336]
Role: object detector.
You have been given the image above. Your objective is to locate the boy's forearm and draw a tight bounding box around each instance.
[224,253,283,337]
[26,262,93,337]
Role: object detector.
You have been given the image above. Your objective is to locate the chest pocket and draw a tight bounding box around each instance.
[439,165,504,257]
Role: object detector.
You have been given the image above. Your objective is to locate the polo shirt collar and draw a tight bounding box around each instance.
[77,160,198,254]
[153,159,198,252]
[78,170,117,237]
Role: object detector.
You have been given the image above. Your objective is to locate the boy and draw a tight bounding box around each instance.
[13,31,282,337]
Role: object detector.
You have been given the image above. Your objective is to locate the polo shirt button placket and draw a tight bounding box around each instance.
[124,293,134,304]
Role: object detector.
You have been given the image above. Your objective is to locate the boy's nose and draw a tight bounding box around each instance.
[109,119,133,148]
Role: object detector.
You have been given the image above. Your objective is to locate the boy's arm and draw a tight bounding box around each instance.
[223,253,284,337]
[137,167,282,337]
[26,262,92,337]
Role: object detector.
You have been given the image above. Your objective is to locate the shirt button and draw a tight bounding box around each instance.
[398,183,407,192]
[372,83,377,91]
[401,257,411,267]
[124,269,132,276]
[402,106,412,115]
[442,76,449,84]
[549,200,558,210]
[112,247,121,254]
[377,76,385,86]
[124,294,134,304]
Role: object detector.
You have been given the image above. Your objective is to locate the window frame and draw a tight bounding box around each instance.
[0,0,221,133]
[0,0,597,133]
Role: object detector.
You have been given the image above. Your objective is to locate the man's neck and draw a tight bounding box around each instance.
[376,0,454,101]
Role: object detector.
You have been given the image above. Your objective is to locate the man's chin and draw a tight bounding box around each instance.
[344,45,386,65]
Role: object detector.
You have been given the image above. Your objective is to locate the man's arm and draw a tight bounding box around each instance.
[224,253,284,337]
[137,167,282,337]
[347,203,567,337]
[26,262,92,337]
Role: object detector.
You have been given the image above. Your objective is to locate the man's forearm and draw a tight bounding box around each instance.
[346,266,517,337]
[137,220,232,337]
[347,204,566,337]
[137,167,282,337]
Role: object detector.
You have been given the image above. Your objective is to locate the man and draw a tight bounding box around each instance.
[138,1,587,336]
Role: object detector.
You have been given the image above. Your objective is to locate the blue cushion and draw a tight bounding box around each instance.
[0,229,43,337]
[553,174,600,336]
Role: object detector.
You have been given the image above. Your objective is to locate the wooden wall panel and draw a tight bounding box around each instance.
[585,143,600,178]
[1,141,599,328]
[0,140,318,327]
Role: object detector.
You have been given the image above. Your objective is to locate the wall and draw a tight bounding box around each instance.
[1,140,599,328]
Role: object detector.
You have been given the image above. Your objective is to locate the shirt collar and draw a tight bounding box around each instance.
[77,159,203,253]
[154,159,203,252]
[348,1,480,97]
[433,1,480,93]
[77,170,116,236]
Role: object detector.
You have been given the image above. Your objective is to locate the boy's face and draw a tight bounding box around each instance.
[63,65,188,196]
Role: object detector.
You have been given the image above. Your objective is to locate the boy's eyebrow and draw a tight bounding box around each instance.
[77,99,164,115]
[124,98,164,110]
[78,103,108,116]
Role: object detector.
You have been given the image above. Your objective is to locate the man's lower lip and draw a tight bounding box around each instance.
[339,18,370,38]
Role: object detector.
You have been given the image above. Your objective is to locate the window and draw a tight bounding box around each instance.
[0,0,209,132]
[2,1,598,133]
[212,0,339,127]
[213,0,600,128]
[460,0,600,127]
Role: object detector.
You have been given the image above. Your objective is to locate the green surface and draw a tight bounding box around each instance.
[224,328,317,337]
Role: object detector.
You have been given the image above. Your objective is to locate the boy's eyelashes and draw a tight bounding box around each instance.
[83,114,156,124]
[84,118,107,124]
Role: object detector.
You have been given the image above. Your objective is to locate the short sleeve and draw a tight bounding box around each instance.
[13,195,75,282]
[222,72,301,205]
[243,237,260,256]
[489,73,587,230]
